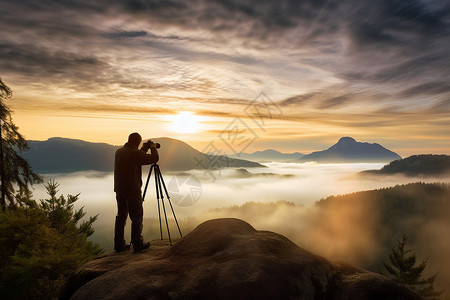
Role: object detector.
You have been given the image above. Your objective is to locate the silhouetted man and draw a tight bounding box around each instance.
[114,132,159,252]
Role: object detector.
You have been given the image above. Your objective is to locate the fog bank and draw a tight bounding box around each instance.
[31,162,447,223]
[29,163,450,294]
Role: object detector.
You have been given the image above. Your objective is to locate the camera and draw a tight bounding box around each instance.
[144,140,161,149]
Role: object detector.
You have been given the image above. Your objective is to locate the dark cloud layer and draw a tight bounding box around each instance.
[107,31,148,38]
[0,0,449,114]
[401,82,450,98]
[279,85,391,111]
[0,44,104,78]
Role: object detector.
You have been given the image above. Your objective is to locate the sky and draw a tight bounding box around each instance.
[1,0,449,156]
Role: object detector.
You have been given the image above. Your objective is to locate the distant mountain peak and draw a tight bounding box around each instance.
[337,136,357,144]
[298,137,401,163]
[252,149,281,155]
[230,149,305,163]
[329,137,358,151]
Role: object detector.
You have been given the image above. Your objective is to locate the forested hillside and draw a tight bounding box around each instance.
[194,182,450,294]
[361,154,450,177]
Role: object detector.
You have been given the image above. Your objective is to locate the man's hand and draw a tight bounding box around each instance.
[141,141,158,153]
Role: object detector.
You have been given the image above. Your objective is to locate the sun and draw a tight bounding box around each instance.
[167,111,201,134]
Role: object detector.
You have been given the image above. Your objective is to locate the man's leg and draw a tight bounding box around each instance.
[114,193,129,251]
[128,194,149,251]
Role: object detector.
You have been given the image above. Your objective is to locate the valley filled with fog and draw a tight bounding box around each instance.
[31,161,447,228]
[30,162,450,292]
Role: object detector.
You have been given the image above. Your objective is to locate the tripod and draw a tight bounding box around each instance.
[142,163,182,246]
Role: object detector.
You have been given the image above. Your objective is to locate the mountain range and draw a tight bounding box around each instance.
[297,137,401,163]
[21,136,403,174]
[21,137,264,173]
[23,138,117,173]
[230,149,305,162]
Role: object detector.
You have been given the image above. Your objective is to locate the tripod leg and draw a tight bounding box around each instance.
[158,169,183,238]
[156,166,172,246]
[142,164,154,202]
[155,166,163,240]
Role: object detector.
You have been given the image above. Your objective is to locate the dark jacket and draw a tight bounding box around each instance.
[114,142,159,194]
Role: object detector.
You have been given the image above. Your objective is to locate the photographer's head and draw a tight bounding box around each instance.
[128,132,142,148]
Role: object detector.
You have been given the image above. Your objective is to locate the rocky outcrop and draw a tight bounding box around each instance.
[62,218,421,300]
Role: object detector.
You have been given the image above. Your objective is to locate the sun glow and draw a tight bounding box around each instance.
[166,111,201,134]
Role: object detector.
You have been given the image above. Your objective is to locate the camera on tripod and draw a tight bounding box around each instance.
[144,140,161,149]
[142,162,183,246]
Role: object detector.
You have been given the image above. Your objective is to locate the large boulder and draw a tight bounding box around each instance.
[62,218,421,299]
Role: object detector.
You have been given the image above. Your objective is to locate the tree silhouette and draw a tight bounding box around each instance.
[383,234,443,299]
[0,78,41,211]
[0,181,103,299]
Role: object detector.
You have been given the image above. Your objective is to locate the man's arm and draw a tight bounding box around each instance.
[139,143,159,165]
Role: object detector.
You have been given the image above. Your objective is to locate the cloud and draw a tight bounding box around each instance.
[2,0,448,90]
[400,82,450,98]
[107,31,148,38]
[0,0,449,149]
[279,93,320,107]
[2,1,448,55]
[278,85,392,111]
[0,43,106,79]
[425,98,450,114]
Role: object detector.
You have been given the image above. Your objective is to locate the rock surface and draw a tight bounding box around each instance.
[62,218,421,300]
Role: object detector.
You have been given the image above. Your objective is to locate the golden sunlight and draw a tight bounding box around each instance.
[166,111,201,134]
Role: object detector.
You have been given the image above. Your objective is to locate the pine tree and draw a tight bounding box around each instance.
[0,181,103,299]
[0,78,42,211]
[383,234,443,299]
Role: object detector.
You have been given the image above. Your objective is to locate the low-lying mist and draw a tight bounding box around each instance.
[31,162,450,293]
[32,162,446,224]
